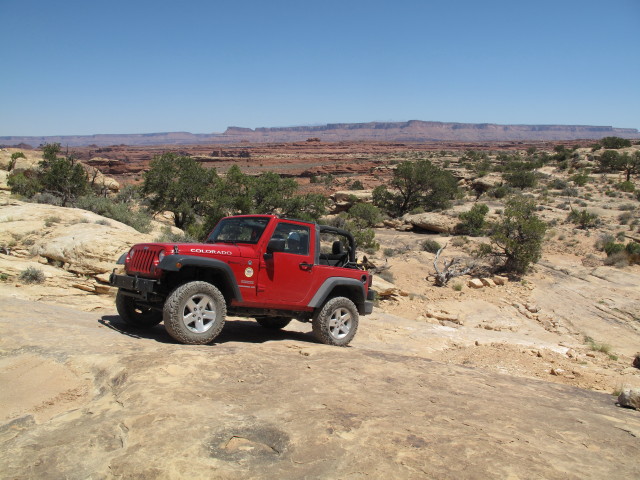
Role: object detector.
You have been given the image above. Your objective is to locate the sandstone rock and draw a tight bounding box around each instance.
[331,190,373,204]
[425,309,463,325]
[94,285,112,295]
[468,279,484,289]
[402,212,457,233]
[634,354,640,369]
[492,276,508,286]
[550,368,565,376]
[525,303,540,313]
[0,200,157,275]
[480,278,495,287]
[618,389,640,410]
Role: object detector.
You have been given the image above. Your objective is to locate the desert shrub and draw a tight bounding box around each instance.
[594,234,615,251]
[38,143,90,206]
[455,203,489,236]
[626,243,640,264]
[626,242,640,255]
[372,160,458,217]
[383,248,396,257]
[562,187,579,197]
[487,196,547,274]
[19,267,45,284]
[618,212,633,224]
[488,185,510,199]
[450,236,469,247]
[347,203,382,228]
[505,171,537,189]
[421,238,442,253]
[349,180,365,190]
[44,216,61,227]
[616,181,635,192]
[571,173,590,186]
[8,151,26,171]
[549,178,568,190]
[7,171,42,198]
[31,192,63,206]
[600,137,631,149]
[352,226,379,252]
[76,195,152,233]
[604,241,625,257]
[567,209,599,229]
[155,226,199,243]
[603,251,628,267]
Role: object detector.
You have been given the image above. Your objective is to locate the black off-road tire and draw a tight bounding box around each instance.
[255,316,292,330]
[312,297,359,347]
[116,289,163,328]
[163,281,226,345]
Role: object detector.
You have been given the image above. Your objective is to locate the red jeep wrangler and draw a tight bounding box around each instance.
[110,215,375,346]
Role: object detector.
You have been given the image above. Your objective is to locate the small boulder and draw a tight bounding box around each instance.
[618,389,640,410]
[480,278,495,287]
[492,276,508,286]
[402,212,457,233]
[468,279,484,289]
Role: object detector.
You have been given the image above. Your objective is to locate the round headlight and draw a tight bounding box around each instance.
[158,251,165,262]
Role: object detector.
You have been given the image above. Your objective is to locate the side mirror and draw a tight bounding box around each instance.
[265,238,286,260]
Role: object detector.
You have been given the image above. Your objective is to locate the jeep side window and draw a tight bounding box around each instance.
[271,223,310,255]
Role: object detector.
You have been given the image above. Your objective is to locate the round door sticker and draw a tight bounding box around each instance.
[245,267,254,278]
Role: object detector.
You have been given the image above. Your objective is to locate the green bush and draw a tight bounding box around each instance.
[455,203,489,236]
[604,241,625,257]
[505,171,537,189]
[76,195,152,233]
[421,238,442,253]
[600,136,631,149]
[372,160,458,217]
[7,171,42,198]
[567,209,599,229]
[488,196,547,274]
[626,241,640,255]
[349,180,365,190]
[570,173,590,186]
[488,185,510,199]
[616,181,635,192]
[347,203,382,228]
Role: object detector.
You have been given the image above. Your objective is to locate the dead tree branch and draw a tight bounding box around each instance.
[428,243,471,287]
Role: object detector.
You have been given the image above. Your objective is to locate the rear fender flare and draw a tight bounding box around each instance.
[307,277,366,313]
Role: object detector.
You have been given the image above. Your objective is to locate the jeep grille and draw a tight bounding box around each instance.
[127,246,163,275]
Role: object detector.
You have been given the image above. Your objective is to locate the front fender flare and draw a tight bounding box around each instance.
[157,255,242,302]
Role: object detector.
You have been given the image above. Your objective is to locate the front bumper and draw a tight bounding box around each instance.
[110,273,158,297]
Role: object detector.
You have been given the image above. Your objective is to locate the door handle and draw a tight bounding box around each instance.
[299,262,314,271]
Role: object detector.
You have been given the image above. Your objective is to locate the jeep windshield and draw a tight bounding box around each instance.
[206,217,270,245]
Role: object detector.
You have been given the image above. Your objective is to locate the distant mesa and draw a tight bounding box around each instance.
[2,120,638,147]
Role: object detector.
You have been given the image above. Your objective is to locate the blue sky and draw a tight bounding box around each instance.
[1,0,638,136]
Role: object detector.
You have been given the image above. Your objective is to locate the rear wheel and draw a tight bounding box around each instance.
[255,317,292,330]
[312,297,359,347]
[163,281,226,345]
[116,290,162,328]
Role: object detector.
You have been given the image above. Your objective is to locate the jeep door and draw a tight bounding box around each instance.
[259,221,314,305]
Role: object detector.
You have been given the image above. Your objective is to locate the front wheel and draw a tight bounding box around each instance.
[312,297,359,346]
[116,290,163,328]
[163,281,226,345]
